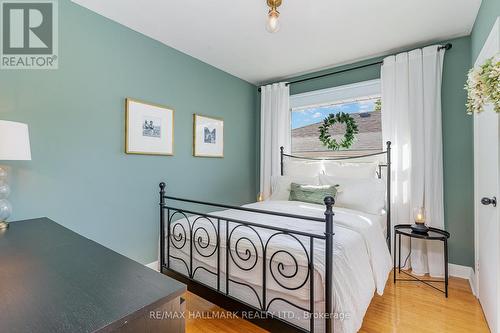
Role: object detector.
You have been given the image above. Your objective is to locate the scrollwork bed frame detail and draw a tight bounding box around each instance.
[280,141,392,250]
[159,141,391,333]
[160,186,335,333]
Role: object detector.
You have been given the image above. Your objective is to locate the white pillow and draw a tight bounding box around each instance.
[322,161,378,179]
[283,160,324,178]
[319,174,386,214]
[269,175,319,201]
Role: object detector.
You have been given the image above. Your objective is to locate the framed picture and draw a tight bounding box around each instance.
[125,98,174,156]
[193,114,224,158]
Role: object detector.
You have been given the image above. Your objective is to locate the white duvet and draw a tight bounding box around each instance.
[167,200,392,333]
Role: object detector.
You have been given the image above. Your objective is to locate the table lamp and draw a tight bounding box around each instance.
[0,120,31,230]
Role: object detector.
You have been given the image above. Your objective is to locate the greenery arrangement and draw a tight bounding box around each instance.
[465,54,500,114]
[374,98,382,112]
[318,112,359,150]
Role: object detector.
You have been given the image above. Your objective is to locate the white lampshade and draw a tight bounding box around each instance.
[0,120,31,160]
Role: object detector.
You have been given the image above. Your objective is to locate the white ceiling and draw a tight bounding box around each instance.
[72,0,481,85]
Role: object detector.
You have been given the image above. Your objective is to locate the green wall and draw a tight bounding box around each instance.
[0,0,484,268]
[287,37,474,267]
[470,0,500,62]
[289,57,384,95]
[0,0,257,264]
[441,37,474,267]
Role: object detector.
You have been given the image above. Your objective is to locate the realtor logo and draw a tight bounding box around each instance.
[1,0,58,69]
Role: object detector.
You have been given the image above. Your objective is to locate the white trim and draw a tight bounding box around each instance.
[290,79,381,111]
[473,109,480,298]
[470,268,478,297]
[449,263,477,296]
[473,103,480,299]
[146,260,159,272]
[475,17,500,66]
[473,16,500,302]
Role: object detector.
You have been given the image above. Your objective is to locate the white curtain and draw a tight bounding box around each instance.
[381,46,445,277]
[260,83,290,199]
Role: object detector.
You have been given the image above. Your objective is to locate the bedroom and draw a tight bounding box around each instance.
[0,0,498,332]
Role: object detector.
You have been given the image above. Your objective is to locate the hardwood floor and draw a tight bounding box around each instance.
[360,271,489,333]
[185,270,489,333]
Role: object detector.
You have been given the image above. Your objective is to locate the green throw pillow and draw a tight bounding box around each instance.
[288,183,338,205]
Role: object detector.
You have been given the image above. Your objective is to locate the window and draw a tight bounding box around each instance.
[290,80,382,158]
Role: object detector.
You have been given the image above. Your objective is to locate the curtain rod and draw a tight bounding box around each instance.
[257,43,452,92]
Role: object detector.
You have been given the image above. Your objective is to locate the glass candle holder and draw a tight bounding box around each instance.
[413,207,426,225]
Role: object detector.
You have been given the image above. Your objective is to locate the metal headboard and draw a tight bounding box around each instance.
[280,141,392,251]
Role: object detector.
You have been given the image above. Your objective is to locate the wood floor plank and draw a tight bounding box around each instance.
[185,292,267,333]
[185,270,489,333]
[360,271,489,333]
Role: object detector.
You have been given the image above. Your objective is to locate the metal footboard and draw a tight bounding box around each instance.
[159,183,335,333]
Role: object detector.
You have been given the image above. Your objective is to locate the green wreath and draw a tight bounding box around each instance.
[318,112,359,150]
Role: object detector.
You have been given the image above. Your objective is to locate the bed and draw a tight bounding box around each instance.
[159,142,392,333]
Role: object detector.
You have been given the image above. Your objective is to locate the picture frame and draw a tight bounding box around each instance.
[193,114,224,158]
[125,98,174,156]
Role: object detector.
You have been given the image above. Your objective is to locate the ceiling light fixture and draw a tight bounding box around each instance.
[266,0,282,33]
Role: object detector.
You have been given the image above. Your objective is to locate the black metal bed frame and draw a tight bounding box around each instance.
[159,141,391,333]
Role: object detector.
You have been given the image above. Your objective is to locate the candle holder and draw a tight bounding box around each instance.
[411,206,429,234]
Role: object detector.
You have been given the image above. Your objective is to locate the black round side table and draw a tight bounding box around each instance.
[393,224,450,297]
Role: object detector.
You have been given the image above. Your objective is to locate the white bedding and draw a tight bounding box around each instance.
[166,200,392,333]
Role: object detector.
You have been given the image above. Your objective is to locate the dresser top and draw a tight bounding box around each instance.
[0,218,186,333]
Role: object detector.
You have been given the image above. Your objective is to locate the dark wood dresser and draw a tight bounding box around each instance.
[0,218,186,333]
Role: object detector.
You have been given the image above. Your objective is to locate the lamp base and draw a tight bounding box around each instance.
[0,221,9,230]
[411,223,429,234]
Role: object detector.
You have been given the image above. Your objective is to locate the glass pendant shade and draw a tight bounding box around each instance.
[266,9,280,33]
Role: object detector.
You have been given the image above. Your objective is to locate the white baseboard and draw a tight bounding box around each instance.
[469,269,477,297]
[145,260,159,272]
[449,263,477,296]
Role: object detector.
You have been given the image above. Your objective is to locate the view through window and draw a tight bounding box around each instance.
[291,96,382,158]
